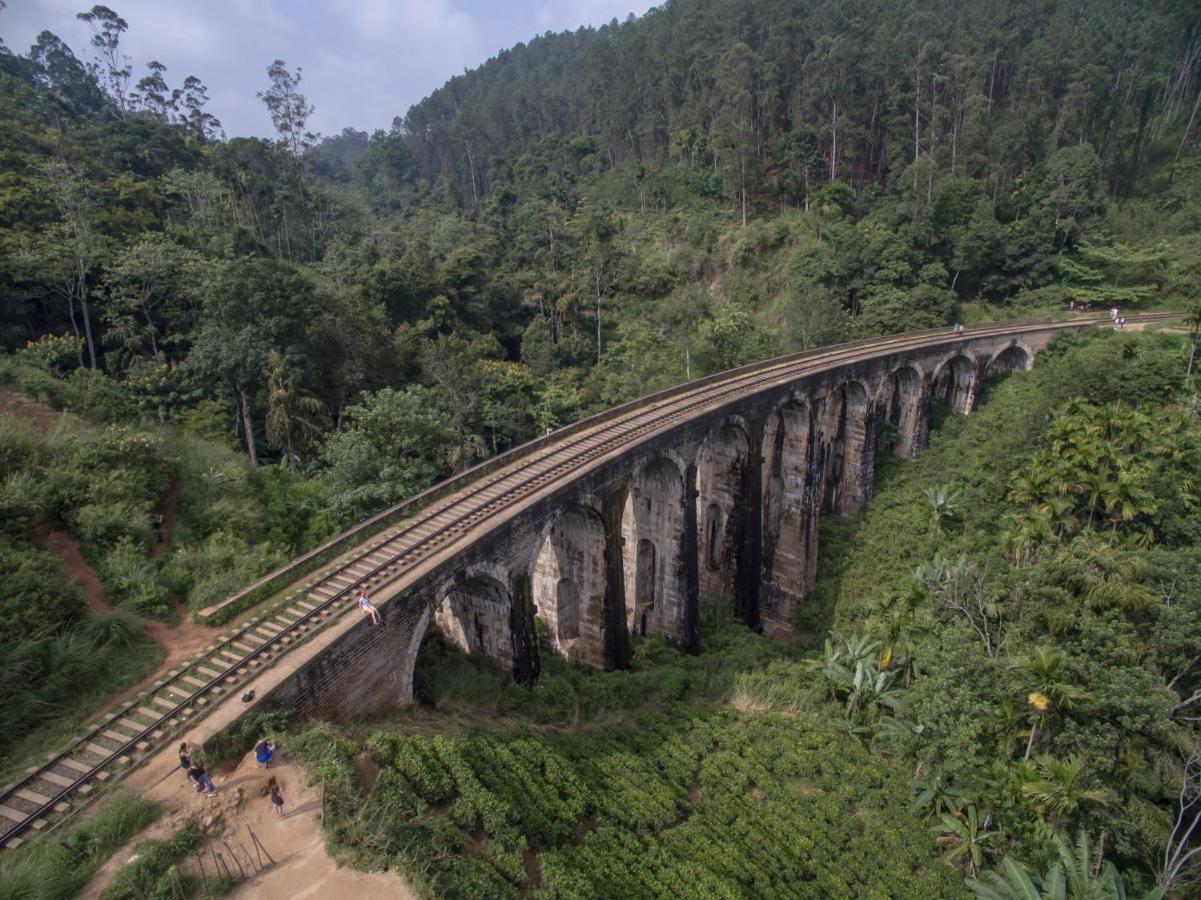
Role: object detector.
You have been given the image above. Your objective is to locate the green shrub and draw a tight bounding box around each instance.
[102,821,204,900]
[0,792,159,900]
[74,500,152,551]
[16,332,84,373]
[100,538,171,618]
[0,543,86,646]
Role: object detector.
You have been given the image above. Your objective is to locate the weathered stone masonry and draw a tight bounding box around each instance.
[259,333,1043,722]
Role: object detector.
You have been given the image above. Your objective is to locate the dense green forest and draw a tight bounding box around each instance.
[2,0,1201,895]
[3,0,1200,503]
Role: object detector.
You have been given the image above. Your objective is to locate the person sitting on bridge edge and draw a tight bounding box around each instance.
[254,737,275,768]
[358,589,381,625]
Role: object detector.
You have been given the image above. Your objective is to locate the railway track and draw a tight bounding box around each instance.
[0,312,1175,850]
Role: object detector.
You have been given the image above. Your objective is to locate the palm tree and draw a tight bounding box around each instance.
[1051,539,1157,614]
[932,805,1003,877]
[912,770,967,820]
[264,351,324,473]
[1010,646,1085,760]
[868,589,927,686]
[804,638,853,700]
[968,830,1164,900]
[1078,471,1113,531]
[1021,755,1109,831]
[925,483,963,533]
[1102,471,1158,542]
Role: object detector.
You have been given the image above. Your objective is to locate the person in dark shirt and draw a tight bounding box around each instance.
[267,776,285,818]
[188,761,216,795]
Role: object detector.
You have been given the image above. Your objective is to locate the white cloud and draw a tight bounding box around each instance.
[533,0,657,32]
[335,0,478,50]
[0,0,659,138]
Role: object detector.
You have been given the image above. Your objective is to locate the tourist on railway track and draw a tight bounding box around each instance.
[178,741,192,779]
[358,589,381,625]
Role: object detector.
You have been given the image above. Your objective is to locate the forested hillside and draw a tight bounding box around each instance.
[2,1,1200,518]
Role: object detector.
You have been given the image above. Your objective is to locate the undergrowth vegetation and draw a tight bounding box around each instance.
[100,821,218,900]
[0,792,159,900]
[0,354,331,777]
[807,328,1199,895]
[287,623,963,899]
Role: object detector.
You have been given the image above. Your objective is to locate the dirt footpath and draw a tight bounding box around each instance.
[88,742,413,899]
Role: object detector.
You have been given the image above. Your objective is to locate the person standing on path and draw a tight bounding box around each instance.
[178,741,192,781]
[188,760,216,795]
[267,776,285,819]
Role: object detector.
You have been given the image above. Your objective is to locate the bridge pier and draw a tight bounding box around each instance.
[509,572,540,685]
[734,432,764,629]
[601,488,632,670]
[760,399,816,630]
[696,422,751,611]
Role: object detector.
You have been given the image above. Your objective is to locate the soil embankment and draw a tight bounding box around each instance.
[82,748,413,898]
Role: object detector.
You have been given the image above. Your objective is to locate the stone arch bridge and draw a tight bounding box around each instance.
[242,317,1130,721]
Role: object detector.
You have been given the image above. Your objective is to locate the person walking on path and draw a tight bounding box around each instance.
[188,760,216,795]
[358,589,381,625]
[267,776,285,819]
[254,738,275,769]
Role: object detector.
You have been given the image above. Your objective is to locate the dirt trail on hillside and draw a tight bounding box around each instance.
[0,386,64,432]
[8,383,217,679]
[32,518,112,616]
[82,749,413,899]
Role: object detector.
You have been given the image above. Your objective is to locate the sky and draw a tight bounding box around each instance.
[2,0,658,138]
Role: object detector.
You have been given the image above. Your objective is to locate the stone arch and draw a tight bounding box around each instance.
[621,456,687,642]
[819,379,875,516]
[695,421,750,609]
[760,398,817,625]
[932,352,979,414]
[532,504,607,668]
[986,342,1033,376]
[434,573,513,672]
[881,363,928,457]
[397,603,433,705]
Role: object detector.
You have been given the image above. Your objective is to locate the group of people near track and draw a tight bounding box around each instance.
[167,591,383,819]
[177,738,285,817]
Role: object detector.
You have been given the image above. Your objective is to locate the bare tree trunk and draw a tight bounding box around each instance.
[240,391,257,465]
[595,268,604,363]
[286,428,296,473]
[78,277,98,369]
[64,292,84,367]
[465,141,479,206]
[1178,85,1201,161]
[142,294,159,356]
[829,100,838,180]
[740,153,747,227]
[987,49,998,116]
